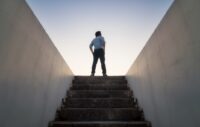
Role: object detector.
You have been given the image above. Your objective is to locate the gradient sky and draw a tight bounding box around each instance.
[26,0,173,75]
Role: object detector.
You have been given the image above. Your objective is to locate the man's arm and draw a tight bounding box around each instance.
[102,38,106,52]
[90,47,93,54]
[103,41,105,48]
[89,42,94,54]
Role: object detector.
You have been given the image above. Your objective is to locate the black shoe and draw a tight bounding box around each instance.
[90,73,94,76]
[103,74,107,77]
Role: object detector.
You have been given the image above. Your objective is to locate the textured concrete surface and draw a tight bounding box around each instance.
[0,0,73,127]
[126,0,200,127]
[50,76,150,127]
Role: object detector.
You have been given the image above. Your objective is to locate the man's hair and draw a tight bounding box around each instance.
[95,31,101,37]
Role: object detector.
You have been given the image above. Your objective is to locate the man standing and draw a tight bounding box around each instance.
[89,31,107,76]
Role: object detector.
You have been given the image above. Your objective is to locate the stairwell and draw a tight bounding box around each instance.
[49,76,151,127]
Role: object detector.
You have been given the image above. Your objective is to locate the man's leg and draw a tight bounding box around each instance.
[99,50,106,75]
[91,53,98,75]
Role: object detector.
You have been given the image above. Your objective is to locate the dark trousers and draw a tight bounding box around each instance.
[92,48,106,74]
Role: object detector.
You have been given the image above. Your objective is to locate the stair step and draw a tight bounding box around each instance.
[73,80,127,85]
[67,90,133,98]
[57,108,141,121]
[50,121,150,127]
[71,84,129,90]
[74,76,126,80]
[63,98,136,108]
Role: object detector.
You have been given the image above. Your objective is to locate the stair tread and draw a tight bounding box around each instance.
[67,90,132,98]
[68,90,131,92]
[63,98,135,108]
[57,108,142,121]
[64,98,135,101]
[74,76,125,79]
[71,84,128,90]
[72,83,127,85]
[51,121,150,127]
[73,81,127,85]
[65,98,134,100]
[73,76,127,85]
[62,108,136,109]
[52,121,148,124]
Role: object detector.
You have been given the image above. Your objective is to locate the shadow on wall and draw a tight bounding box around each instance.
[0,0,73,127]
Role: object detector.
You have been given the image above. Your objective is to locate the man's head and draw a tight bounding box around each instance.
[95,31,101,37]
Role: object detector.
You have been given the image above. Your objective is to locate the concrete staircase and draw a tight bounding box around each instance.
[49,76,151,127]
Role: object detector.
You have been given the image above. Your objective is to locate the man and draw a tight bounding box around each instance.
[89,31,107,76]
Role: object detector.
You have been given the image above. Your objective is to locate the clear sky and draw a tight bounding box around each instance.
[26,0,173,75]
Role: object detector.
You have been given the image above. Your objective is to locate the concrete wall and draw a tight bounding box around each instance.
[126,0,200,127]
[0,0,73,127]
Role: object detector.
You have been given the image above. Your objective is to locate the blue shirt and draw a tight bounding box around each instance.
[89,36,105,49]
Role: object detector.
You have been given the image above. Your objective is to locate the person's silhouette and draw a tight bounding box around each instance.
[89,31,107,76]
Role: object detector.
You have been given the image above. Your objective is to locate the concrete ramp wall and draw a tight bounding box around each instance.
[0,0,73,127]
[127,0,200,127]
